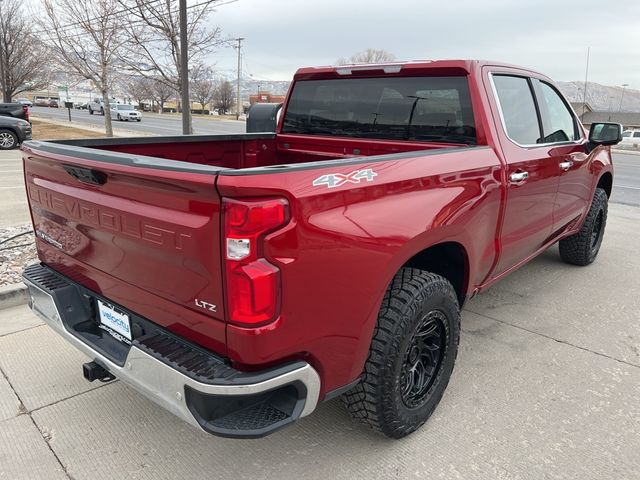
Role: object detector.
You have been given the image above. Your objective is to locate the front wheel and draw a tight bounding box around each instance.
[343,268,460,438]
[0,129,18,150]
[117,114,121,121]
[559,188,608,266]
[137,119,141,122]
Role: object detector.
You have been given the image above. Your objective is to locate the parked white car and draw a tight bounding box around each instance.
[114,104,142,122]
[621,130,640,147]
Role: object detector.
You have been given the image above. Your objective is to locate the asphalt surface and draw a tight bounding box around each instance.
[611,152,640,206]
[1,203,639,479]
[29,105,246,136]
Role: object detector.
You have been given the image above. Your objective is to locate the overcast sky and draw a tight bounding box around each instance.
[209,0,640,88]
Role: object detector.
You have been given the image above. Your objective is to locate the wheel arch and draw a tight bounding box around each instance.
[402,241,470,307]
[596,171,613,198]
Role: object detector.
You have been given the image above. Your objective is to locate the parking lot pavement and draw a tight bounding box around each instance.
[0,150,30,228]
[0,203,638,480]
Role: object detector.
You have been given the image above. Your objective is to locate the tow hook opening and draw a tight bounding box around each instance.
[82,361,116,383]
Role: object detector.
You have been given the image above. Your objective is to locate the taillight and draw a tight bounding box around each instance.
[223,197,289,326]
[23,106,29,122]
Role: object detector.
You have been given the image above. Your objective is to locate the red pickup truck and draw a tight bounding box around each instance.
[22,60,622,439]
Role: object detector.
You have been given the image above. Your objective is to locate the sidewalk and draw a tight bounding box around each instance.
[1,203,638,479]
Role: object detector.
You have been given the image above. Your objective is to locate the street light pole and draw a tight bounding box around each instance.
[179,0,192,134]
[619,83,629,112]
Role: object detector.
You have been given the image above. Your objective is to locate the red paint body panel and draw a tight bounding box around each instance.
[21,60,613,398]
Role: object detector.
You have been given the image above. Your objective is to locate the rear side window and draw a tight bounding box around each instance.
[634,132,640,138]
[282,76,476,144]
[537,82,578,143]
[492,75,541,145]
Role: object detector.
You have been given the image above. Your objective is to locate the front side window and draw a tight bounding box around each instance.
[493,75,541,145]
[538,82,578,143]
[634,132,640,138]
[282,76,476,144]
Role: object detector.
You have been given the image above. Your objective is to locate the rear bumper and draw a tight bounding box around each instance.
[23,264,320,438]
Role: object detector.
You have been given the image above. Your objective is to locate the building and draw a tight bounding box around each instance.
[570,102,593,122]
[581,111,640,130]
[249,91,286,105]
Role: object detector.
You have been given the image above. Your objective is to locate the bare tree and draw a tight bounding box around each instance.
[38,0,126,137]
[337,49,396,65]
[149,78,175,114]
[213,79,234,114]
[0,0,48,102]
[126,76,152,108]
[190,65,216,114]
[116,0,226,132]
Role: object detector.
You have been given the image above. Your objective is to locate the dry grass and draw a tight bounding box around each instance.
[30,119,106,141]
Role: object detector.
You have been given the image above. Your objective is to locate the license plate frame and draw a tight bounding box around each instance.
[97,299,132,343]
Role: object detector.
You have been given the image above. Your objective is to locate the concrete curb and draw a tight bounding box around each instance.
[613,148,640,155]
[29,115,153,138]
[0,283,28,310]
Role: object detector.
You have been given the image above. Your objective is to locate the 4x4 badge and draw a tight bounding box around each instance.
[312,168,378,188]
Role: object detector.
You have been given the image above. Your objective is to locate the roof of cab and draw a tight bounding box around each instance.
[294,59,543,78]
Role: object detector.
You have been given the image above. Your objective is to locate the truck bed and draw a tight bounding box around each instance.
[38,133,457,172]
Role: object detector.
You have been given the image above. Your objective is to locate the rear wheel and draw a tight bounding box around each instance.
[117,114,121,121]
[0,129,18,150]
[100,108,104,116]
[559,188,608,266]
[89,108,94,115]
[342,268,460,438]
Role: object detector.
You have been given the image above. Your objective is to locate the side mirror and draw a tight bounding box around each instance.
[588,122,623,151]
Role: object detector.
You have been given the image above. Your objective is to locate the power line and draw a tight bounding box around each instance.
[31,0,237,39]
[29,0,165,37]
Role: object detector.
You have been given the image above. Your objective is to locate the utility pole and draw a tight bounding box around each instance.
[619,83,629,112]
[179,0,192,134]
[235,37,244,120]
[581,47,590,119]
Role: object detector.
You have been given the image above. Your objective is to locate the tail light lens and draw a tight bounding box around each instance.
[223,197,289,326]
[23,106,29,122]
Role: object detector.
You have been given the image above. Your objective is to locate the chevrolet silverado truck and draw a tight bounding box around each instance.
[21,60,622,439]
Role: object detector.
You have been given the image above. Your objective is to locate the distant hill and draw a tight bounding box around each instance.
[557,81,640,112]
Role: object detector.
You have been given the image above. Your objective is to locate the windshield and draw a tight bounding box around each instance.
[282,76,476,144]
[117,105,134,111]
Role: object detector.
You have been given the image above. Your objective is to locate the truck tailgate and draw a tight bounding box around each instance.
[22,143,226,349]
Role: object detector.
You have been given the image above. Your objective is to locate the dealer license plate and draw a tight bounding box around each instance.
[97,300,132,342]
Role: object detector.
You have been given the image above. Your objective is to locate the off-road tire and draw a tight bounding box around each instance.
[0,129,18,150]
[559,188,608,266]
[342,268,460,438]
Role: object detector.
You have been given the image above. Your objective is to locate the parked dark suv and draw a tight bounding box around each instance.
[0,115,32,149]
[0,102,30,121]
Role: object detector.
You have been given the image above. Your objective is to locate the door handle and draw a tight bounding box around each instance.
[509,171,529,183]
[559,161,573,171]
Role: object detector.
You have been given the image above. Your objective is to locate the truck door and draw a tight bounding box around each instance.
[531,79,592,236]
[487,73,559,276]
